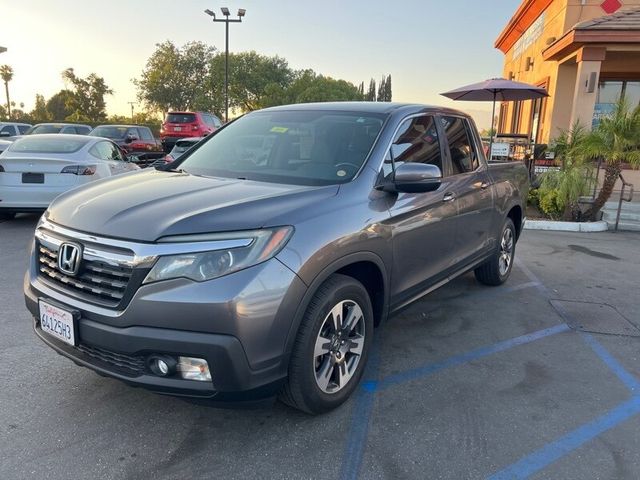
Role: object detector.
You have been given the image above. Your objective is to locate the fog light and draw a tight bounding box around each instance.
[148,355,177,377]
[177,357,211,382]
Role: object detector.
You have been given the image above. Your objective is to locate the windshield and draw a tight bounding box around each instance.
[26,125,64,135]
[179,110,385,186]
[9,136,89,154]
[91,126,128,139]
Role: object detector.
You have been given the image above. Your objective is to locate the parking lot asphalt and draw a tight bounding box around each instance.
[1,214,639,480]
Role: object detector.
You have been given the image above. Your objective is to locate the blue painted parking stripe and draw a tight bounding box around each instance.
[378,324,570,390]
[487,396,640,480]
[339,336,382,480]
[339,280,555,480]
[581,333,640,394]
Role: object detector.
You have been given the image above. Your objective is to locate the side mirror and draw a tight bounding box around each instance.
[378,163,442,193]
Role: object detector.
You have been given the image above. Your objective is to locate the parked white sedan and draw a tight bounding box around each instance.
[0,134,139,218]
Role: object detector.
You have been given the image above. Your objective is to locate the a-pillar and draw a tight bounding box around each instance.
[569,47,606,129]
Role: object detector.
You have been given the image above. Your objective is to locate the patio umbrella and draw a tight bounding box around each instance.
[441,78,548,159]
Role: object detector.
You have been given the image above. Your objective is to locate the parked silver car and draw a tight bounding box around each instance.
[0,134,139,218]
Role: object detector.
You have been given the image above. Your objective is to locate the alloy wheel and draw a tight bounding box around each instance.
[313,299,366,394]
[499,227,514,276]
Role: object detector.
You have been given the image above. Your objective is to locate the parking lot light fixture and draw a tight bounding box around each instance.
[0,46,6,54]
[204,7,245,123]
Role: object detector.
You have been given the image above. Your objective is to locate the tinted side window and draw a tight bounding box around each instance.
[384,115,442,176]
[127,128,139,139]
[0,125,14,135]
[139,128,153,140]
[441,117,478,175]
[17,125,30,134]
[76,126,91,135]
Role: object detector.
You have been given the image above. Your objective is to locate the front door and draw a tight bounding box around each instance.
[383,114,458,306]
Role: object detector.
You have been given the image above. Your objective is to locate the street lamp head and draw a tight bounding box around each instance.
[221,7,230,16]
[237,8,246,17]
[0,46,7,54]
[204,9,215,17]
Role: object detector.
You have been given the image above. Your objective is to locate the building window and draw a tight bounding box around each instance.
[498,103,508,134]
[597,80,640,106]
[530,95,547,144]
[510,101,523,134]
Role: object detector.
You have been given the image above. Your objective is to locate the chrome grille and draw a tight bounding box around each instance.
[37,244,133,306]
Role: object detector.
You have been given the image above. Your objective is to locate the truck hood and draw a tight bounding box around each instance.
[47,169,339,241]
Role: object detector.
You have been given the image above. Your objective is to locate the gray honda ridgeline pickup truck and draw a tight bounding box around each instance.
[25,102,528,414]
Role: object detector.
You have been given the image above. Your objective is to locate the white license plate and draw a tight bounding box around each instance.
[174,126,182,132]
[39,300,76,346]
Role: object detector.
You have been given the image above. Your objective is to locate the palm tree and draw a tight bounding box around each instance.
[581,99,640,220]
[0,65,13,118]
[540,123,594,221]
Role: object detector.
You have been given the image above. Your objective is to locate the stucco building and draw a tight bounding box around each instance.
[495,0,640,145]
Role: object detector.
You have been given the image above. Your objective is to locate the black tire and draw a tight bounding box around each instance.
[280,274,374,415]
[475,217,516,286]
[0,212,16,221]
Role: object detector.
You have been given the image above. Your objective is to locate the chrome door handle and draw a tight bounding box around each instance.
[443,192,456,202]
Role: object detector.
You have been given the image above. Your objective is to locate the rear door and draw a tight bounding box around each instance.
[384,114,458,306]
[438,115,494,266]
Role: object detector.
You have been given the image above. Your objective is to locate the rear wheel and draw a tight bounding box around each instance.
[475,217,516,286]
[281,274,373,414]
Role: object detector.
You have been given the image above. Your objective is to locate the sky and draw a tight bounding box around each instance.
[2,0,522,129]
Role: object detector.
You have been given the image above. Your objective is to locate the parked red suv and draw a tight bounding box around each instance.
[160,112,222,151]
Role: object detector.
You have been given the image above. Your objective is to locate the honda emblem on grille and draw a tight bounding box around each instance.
[58,243,82,276]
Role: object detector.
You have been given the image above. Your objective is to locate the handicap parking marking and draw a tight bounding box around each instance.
[485,260,640,479]
[377,323,569,390]
[487,396,640,480]
[338,278,562,480]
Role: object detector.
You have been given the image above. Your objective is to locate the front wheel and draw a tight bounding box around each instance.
[281,274,373,414]
[475,217,516,286]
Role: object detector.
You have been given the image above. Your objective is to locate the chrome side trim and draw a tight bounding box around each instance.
[37,219,254,268]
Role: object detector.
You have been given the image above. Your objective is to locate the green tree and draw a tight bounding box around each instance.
[377,76,386,102]
[0,65,14,117]
[135,41,217,113]
[30,94,51,122]
[580,99,640,220]
[208,51,293,112]
[384,74,392,101]
[62,68,113,122]
[46,90,75,121]
[365,78,376,101]
[263,70,363,106]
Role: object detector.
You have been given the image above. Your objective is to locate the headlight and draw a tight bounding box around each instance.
[143,226,293,283]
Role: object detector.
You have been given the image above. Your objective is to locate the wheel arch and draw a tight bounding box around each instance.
[282,252,389,361]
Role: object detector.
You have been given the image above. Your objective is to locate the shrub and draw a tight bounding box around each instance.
[538,188,563,219]
[527,188,539,208]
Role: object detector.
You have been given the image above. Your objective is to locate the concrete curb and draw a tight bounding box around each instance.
[524,220,609,232]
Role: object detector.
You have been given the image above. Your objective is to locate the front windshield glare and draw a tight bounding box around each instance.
[179,110,385,186]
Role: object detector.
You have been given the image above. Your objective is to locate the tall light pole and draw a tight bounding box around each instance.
[204,7,245,123]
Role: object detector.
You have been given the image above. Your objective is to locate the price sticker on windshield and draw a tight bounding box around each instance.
[270,126,289,133]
